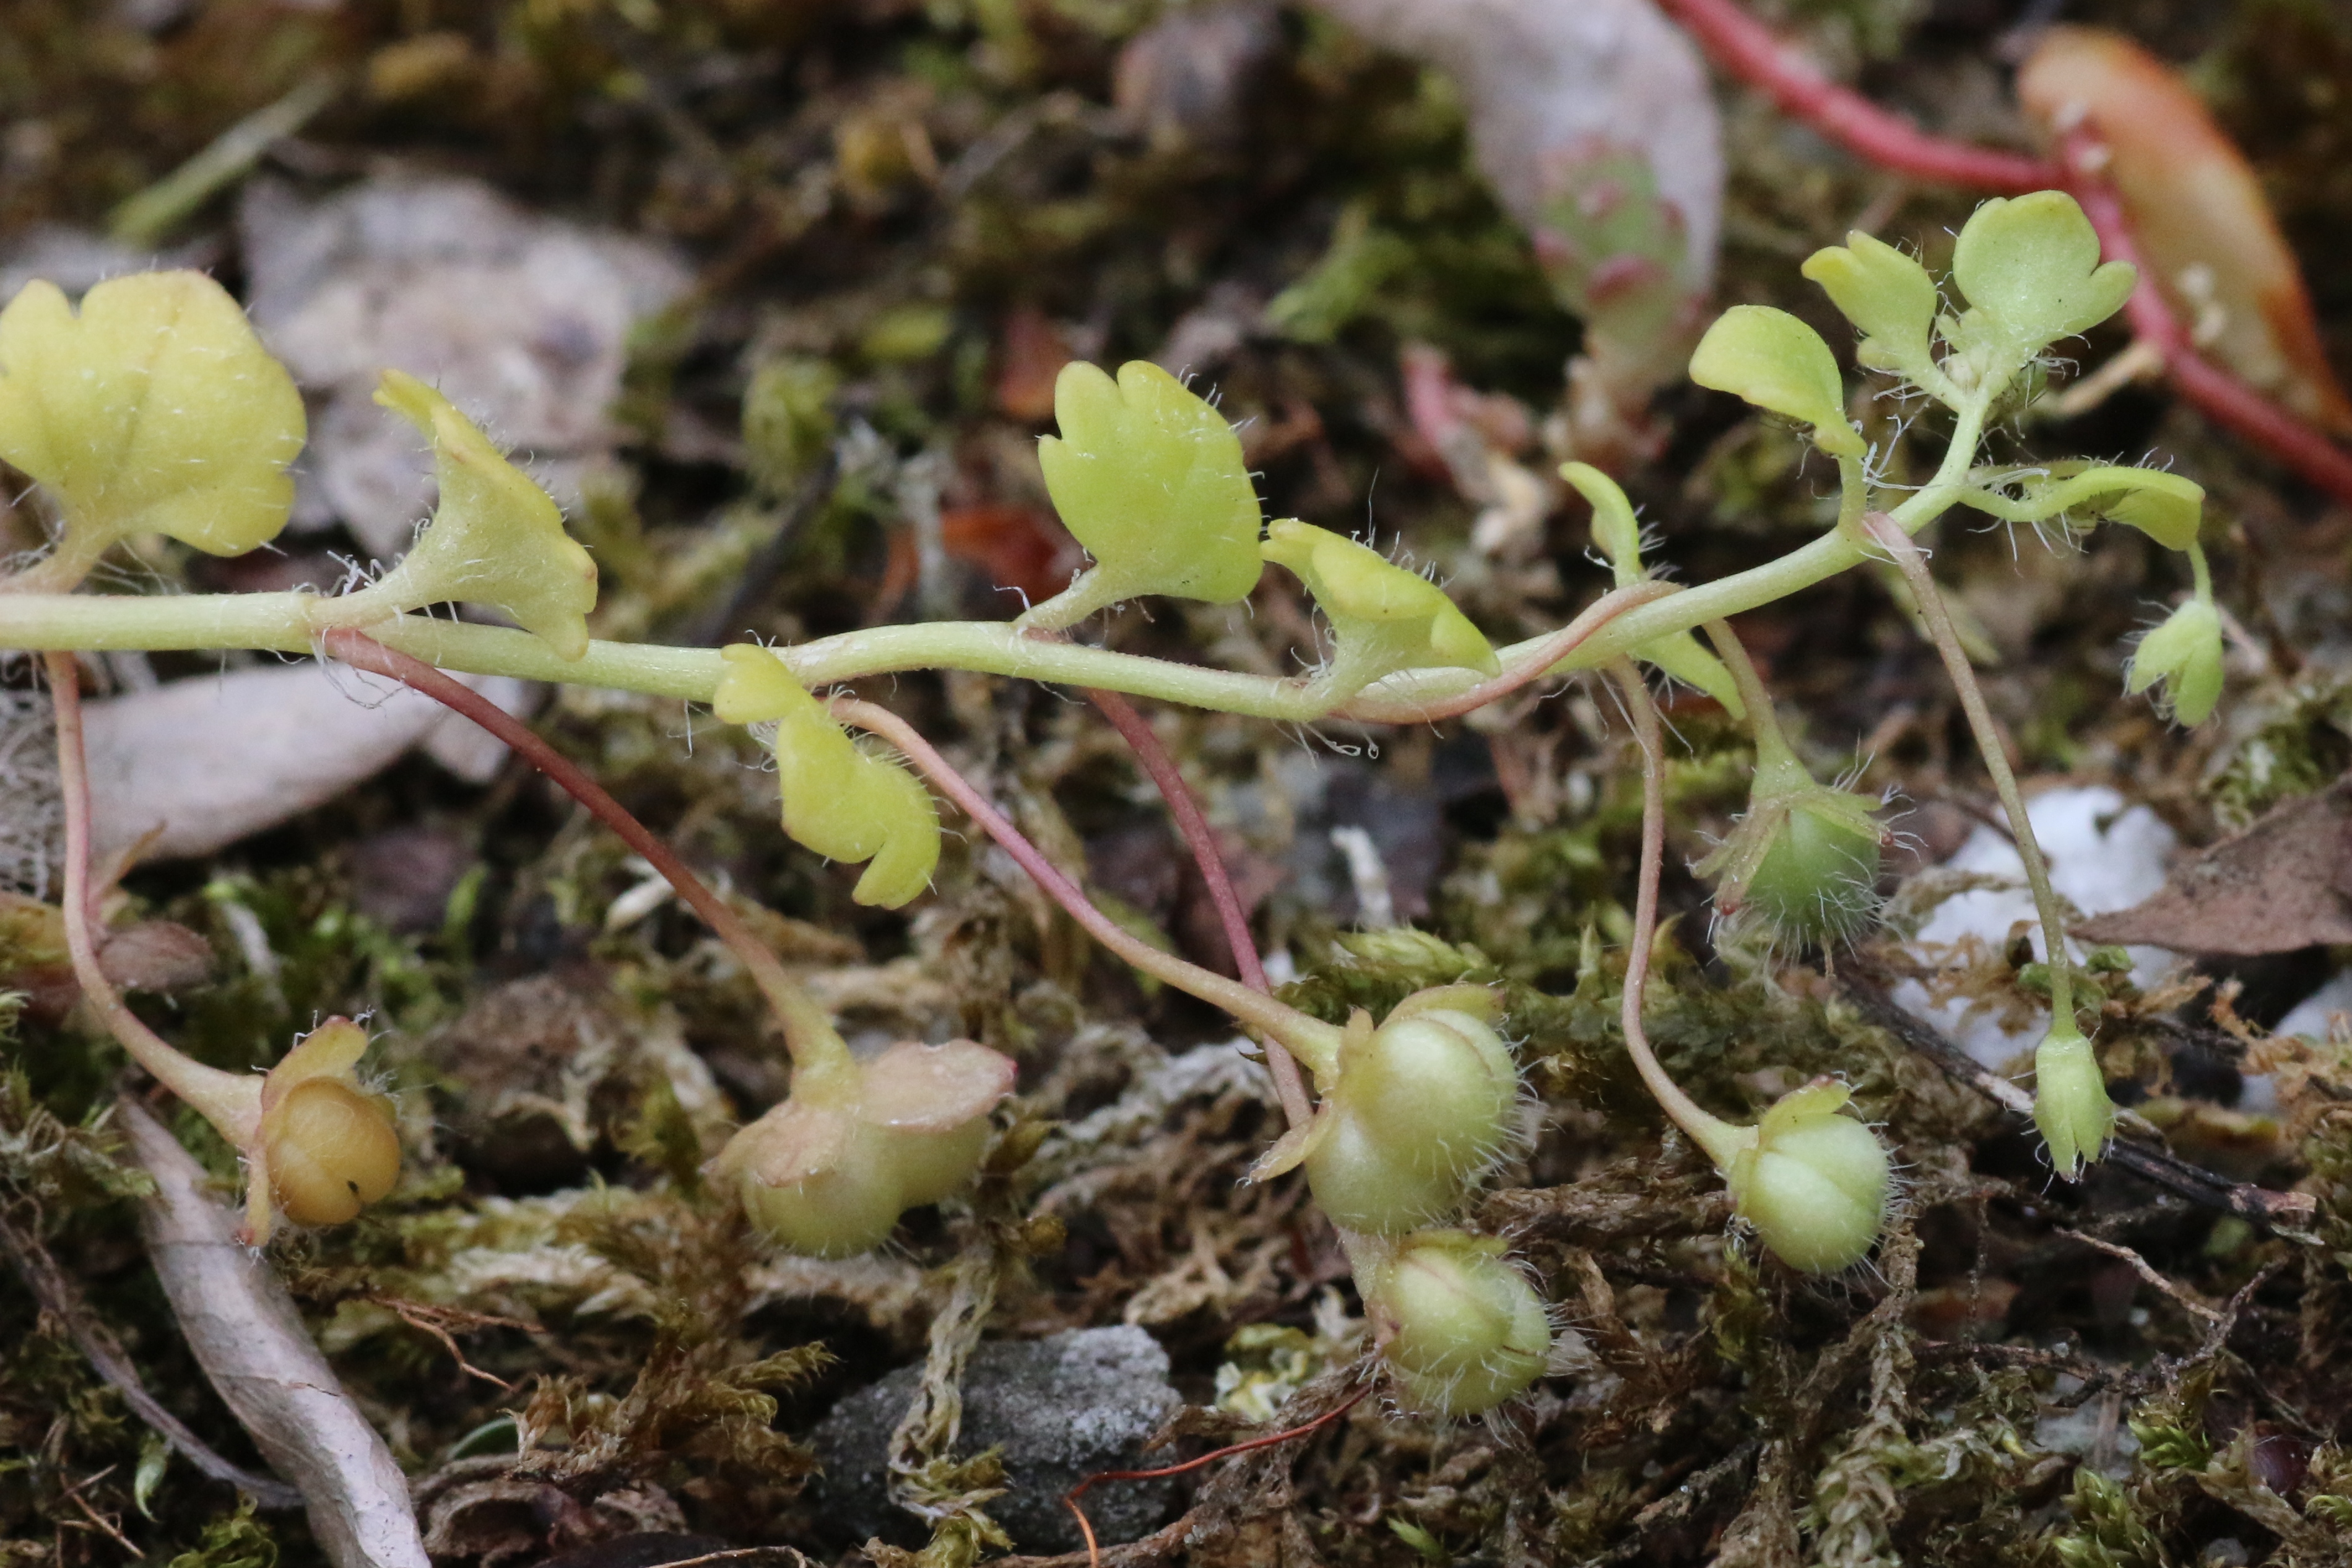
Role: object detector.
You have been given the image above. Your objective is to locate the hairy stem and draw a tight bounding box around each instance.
[1087,688,1314,1127]
[0,396,1999,713]
[1862,516,2075,1028]
[831,698,1346,1081]
[44,651,261,1143]
[323,630,856,1084]
[1607,660,1745,1169]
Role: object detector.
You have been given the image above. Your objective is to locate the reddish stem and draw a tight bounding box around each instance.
[1656,0,2055,192]
[321,630,848,1072]
[1336,579,1677,725]
[1086,688,1313,1128]
[2057,131,2352,509]
[1061,1385,1371,1568]
[828,696,1341,1072]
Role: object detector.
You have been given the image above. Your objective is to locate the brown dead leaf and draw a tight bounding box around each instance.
[2073,780,2352,955]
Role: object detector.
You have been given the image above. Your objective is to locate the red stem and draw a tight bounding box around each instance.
[321,630,848,1072]
[1085,689,1313,1129]
[1664,0,2352,508]
[2057,131,2352,509]
[1656,0,2055,191]
[1060,1385,1371,1568]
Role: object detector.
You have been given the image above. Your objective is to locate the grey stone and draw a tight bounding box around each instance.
[811,1325,1183,1553]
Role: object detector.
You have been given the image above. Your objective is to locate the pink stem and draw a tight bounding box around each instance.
[1335,579,1677,724]
[1656,0,2056,191]
[322,630,849,1074]
[829,696,1342,1075]
[43,652,260,1143]
[1087,689,1313,1127]
[2057,131,2352,510]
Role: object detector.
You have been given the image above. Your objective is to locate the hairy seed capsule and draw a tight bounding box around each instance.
[1742,799,1883,947]
[1368,1231,1551,1418]
[1303,992,1518,1234]
[1723,1081,1890,1273]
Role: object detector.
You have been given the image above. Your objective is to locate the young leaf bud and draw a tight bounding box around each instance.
[2001,465,2204,553]
[1560,462,1742,716]
[1699,758,1884,949]
[1295,990,1519,1234]
[718,1039,1015,1258]
[1030,360,1265,620]
[0,272,305,574]
[2033,1026,2114,1179]
[2124,597,2224,726]
[1802,232,1941,385]
[1688,305,1864,458]
[358,371,599,659]
[1366,1230,1551,1418]
[1947,192,2136,370]
[715,645,941,907]
[1722,1080,1890,1274]
[254,1017,401,1234]
[1262,519,1498,700]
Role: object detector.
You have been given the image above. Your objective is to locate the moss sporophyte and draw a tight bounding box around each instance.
[0,191,2205,1414]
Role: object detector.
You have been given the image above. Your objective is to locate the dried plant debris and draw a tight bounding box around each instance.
[2077,778,2352,956]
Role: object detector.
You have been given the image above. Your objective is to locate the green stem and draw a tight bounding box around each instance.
[1701,620,1803,777]
[1864,513,2076,1029]
[0,396,1997,717]
[1607,660,1748,1172]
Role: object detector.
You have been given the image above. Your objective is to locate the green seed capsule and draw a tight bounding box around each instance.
[1743,799,1883,946]
[1368,1231,1551,1418]
[1723,1080,1890,1273]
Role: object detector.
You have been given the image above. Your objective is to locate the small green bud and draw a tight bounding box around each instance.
[1032,360,1265,619]
[1262,519,1498,699]
[2033,1026,2113,1179]
[718,1039,1014,1258]
[1280,989,1519,1234]
[1722,1080,1890,1274]
[0,271,304,570]
[1802,232,1940,384]
[2013,465,2204,553]
[715,645,941,907]
[368,370,600,659]
[1947,191,2135,369]
[1366,1230,1550,1418]
[2124,597,2224,726]
[1699,760,1883,948]
[1559,462,1742,716]
[1688,305,1863,459]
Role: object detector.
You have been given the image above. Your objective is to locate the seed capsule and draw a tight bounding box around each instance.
[1722,1080,1890,1273]
[1366,1230,1550,1418]
[262,1078,402,1226]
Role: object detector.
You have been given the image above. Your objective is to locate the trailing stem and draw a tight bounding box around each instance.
[1085,688,1313,1128]
[830,697,1346,1082]
[1859,515,2076,1028]
[321,629,856,1085]
[43,650,259,1145]
[1604,660,1745,1170]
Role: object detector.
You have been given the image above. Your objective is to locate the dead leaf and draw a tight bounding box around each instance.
[2074,781,2352,955]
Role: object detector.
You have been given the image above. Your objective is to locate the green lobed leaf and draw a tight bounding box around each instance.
[0,271,304,558]
[1950,191,2136,363]
[1036,360,1265,609]
[1688,306,1862,457]
[1262,519,1497,691]
[373,370,599,660]
[715,645,940,907]
[1802,232,1940,383]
